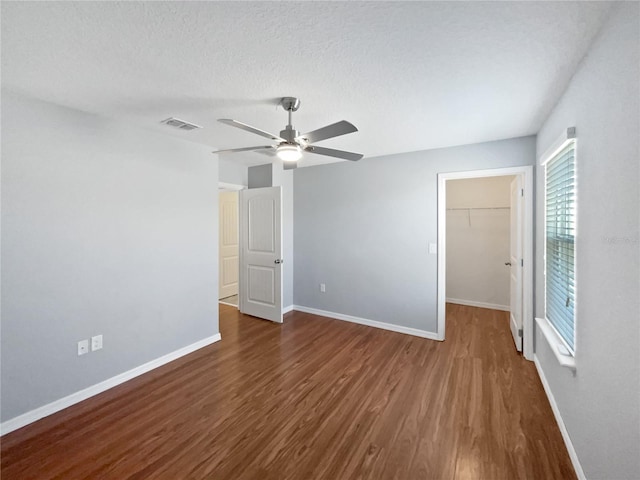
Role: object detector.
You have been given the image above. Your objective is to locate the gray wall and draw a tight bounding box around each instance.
[248,163,272,189]
[534,3,639,479]
[281,170,294,308]
[293,136,535,332]
[1,91,219,422]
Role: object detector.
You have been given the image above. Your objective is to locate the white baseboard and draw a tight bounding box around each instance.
[534,355,585,480]
[293,305,440,341]
[1,333,222,436]
[282,305,294,314]
[218,301,237,307]
[446,298,509,312]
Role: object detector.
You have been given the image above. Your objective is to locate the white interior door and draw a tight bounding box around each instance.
[239,186,283,323]
[509,176,523,351]
[219,191,239,299]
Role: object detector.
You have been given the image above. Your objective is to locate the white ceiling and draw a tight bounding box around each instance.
[1,1,612,167]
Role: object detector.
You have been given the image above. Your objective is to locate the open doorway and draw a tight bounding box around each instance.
[218,183,243,308]
[446,175,515,311]
[437,166,534,360]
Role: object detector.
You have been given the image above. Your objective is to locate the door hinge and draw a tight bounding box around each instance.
[518,328,523,337]
[521,188,524,197]
[521,258,524,267]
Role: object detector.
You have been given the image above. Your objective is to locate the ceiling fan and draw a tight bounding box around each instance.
[212,97,363,169]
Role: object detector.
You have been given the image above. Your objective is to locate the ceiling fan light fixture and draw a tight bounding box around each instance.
[277,144,302,162]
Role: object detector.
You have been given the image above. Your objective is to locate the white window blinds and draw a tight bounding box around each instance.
[545,141,576,352]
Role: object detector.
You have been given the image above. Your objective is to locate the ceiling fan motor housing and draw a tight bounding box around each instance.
[280,125,301,144]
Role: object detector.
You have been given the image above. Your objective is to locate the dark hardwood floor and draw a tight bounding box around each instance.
[1,304,576,479]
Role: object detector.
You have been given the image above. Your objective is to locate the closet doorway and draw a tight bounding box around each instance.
[445,176,515,311]
[437,166,533,360]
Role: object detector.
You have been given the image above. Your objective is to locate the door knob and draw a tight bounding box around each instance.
[274,259,283,264]
[505,262,512,266]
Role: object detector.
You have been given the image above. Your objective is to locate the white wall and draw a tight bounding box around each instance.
[446,176,514,309]
[1,91,219,423]
[293,136,535,333]
[219,157,248,186]
[447,176,514,208]
[534,3,639,479]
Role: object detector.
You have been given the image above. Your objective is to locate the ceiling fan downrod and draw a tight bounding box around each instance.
[280,97,301,143]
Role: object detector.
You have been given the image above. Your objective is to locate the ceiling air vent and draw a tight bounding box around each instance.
[160,117,202,131]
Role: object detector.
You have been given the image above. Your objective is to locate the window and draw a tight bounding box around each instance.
[545,140,576,353]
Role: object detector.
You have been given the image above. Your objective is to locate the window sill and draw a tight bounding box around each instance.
[535,317,576,371]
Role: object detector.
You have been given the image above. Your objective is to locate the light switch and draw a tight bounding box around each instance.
[91,334,103,351]
[429,243,437,254]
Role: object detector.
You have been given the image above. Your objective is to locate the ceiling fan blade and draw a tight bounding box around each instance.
[218,119,286,142]
[212,145,275,154]
[296,120,358,144]
[256,148,277,156]
[304,146,363,161]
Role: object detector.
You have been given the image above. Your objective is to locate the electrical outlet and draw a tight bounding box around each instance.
[77,339,89,356]
[91,334,103,352]
[320,283,326,293]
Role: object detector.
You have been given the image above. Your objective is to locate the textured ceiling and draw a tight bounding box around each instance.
[1,1,613,167]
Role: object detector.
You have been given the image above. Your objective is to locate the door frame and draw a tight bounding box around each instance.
[219,182,245,192]
[437,166,534,360]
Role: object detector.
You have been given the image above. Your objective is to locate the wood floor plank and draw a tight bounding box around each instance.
[1,303,576,480]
